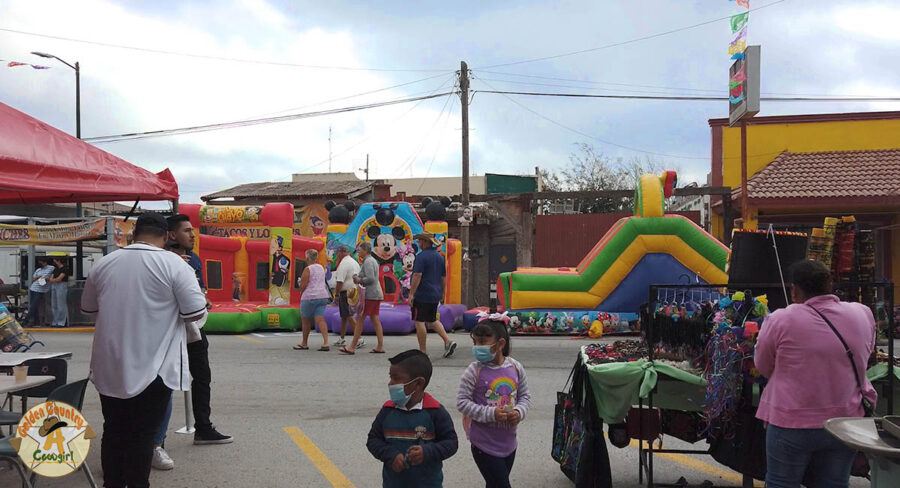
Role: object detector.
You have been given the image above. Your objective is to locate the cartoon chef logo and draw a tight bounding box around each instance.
[11,401,96,478]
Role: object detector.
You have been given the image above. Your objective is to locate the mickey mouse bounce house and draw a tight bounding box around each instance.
[321,198,466,334]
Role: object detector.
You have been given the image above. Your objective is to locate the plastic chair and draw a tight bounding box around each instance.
[29,378,96,488]
[9,358,67,413]
[0,435,34,488]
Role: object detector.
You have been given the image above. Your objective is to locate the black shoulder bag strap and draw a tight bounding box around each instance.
[808,305,874,416]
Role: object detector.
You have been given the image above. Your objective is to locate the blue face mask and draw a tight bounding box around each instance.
[472,344,496,363]
[388,378,420,408]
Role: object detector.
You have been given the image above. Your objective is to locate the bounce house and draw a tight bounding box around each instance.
[180,203,326,333]
[180,199,466,334]
[475,172,730,335]
[320,198,467,334]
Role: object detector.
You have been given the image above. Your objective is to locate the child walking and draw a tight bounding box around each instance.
[367,350,459,487]
[457,313,532,488]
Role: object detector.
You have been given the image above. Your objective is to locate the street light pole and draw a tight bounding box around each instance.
[32,52,85,279]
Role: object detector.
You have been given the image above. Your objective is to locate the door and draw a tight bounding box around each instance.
[489,245,517,282]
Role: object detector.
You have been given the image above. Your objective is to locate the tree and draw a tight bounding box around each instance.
[542,143,675,214]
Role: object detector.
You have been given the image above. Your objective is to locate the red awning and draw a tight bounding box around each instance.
[0,101,178,204]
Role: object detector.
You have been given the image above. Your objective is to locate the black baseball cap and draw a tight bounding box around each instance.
[135,213,169,232]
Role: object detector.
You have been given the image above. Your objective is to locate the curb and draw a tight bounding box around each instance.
[25,327,94,333]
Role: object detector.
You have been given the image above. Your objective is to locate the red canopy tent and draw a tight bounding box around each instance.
[0,101,178,204]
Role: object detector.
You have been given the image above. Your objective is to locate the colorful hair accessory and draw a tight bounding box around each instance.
[476,311,511,325]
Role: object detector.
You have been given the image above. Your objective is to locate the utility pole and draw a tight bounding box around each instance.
[328,125,332,173]
[459,61,471,307]
[359,154,370,182]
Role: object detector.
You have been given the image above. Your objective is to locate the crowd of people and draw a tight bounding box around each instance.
[76,209,878,488]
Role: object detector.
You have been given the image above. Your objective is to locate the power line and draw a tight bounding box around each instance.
[0,26,446,73]
[474,0,787,69]
[391,86,458,178]
[292,75,458,174]
[477,70,878,98]
[474,78,707,160]
[415,96,458,194]
[249,72,454,119]
[85,91,455,143]
[475,89,900,103]
[474,76,724,97]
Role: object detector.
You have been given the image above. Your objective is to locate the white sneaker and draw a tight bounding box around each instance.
[335,338,347,347]
[152,446,174,470]
[357,338,366,348]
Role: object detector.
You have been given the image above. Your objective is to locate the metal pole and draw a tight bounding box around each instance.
[75,61,85,280]
[26,218,36,292]
[174,391,195,434]
[459,61,471,307]
[740,121,750,230]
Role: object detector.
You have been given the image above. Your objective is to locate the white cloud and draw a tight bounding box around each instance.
[833,4,900,41]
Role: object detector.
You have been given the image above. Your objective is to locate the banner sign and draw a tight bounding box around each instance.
[0,220,106,245]
[199,206,263,225]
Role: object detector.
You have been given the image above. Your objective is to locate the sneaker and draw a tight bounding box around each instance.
[357,338,367,349]
[334,338,347,347]
[151,447,174,470]
[443,341,457,358]
[194,426,233,445]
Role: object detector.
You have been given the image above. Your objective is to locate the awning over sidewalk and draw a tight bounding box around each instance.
[0,101,178,204]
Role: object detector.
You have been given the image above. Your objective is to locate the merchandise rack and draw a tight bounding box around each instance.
[636,282,895,488]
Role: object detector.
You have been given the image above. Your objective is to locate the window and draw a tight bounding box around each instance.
[255,262,269,290]
[293,259,307,289]
[205,260,223,290]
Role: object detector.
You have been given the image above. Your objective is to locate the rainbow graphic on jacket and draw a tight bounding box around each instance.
[486,377,517,409]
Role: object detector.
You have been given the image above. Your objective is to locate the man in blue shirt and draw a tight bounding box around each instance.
[24,258,54,326]
[409,232,456,358]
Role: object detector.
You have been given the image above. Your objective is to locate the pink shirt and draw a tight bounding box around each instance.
[300,264,331,301]
[755,294,877,429]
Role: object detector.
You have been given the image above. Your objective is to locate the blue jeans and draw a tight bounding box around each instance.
[26,290,46,325]
[153,393,173,447]
[765,424,855,488]
[50,282,68,326]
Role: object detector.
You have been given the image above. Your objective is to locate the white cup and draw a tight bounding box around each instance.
[13,365,27,383]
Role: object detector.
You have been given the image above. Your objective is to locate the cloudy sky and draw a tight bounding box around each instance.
[2,0,898,205]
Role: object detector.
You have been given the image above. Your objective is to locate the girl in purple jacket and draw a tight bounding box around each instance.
[457,314,531,488]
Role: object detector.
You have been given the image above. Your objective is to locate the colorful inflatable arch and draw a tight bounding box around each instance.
[491,172,730,335]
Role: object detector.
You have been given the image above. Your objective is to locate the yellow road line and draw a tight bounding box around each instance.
[284,426,354,488]
[630,439,764,487]
[234,334,263,344]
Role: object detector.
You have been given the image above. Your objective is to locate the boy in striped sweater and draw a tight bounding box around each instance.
[367,350,458,487]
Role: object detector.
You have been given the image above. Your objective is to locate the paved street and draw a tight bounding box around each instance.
[1,330,872,488]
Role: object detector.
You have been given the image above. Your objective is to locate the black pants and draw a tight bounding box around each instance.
[471,445,516,488]
[188,330,212,431]
[99,376,171,488]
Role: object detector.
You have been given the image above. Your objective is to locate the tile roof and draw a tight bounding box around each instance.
[736,149,900,201]
[202,179,374,202]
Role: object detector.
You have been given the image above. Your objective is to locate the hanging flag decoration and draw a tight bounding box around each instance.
[728,27,747,58]
[729,12,749,33]
[727,0,750,105]
[0,60,53,69]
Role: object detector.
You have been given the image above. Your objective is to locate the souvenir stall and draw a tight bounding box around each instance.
[551,226,897,487]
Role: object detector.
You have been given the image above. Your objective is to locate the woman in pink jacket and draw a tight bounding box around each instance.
[755,259,877,487]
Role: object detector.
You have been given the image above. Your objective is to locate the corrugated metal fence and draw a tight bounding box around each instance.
[535,211,702,267]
